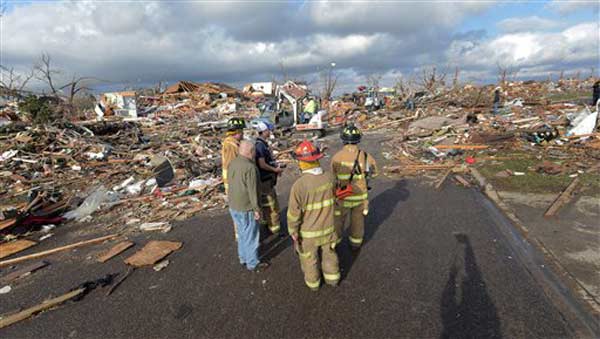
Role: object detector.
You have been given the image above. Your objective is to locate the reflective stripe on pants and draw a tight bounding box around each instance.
[259,182,281,233]
[334,201,367,248]
[297,241,339,291]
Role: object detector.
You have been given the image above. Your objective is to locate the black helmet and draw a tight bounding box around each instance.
[341,124,361,144]
[227,117,246,131]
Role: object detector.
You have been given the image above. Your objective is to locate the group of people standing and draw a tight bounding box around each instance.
[222,118,377,291]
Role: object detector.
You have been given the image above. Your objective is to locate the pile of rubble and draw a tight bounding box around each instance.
[356,79,600,182]
[0,80,294,242]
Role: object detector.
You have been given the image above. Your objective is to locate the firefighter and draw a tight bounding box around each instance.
[288,140,340,291]
[222,117,245,239]
[331,124,378,250]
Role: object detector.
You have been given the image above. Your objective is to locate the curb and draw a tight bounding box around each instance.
[469,168,600,337]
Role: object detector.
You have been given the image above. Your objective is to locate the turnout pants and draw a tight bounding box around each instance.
[335,200,368,248]
[296,240,340,290]
[259,180,281,234]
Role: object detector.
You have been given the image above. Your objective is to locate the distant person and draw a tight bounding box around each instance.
[227,140,269,272]
[288,140,340,291]
[493,87,502,115]
[254,122,284,235]
[302,97,317,123]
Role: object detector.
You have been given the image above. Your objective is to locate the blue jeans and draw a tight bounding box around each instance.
[229,209,260,270]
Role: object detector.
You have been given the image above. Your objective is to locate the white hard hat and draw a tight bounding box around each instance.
[255,121,269,132]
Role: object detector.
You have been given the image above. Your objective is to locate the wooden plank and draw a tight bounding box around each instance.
[106,267,135,296]
[0,240,37,259]
[97,241,134,263]
[124,241,182,267]
[0,261,49,285]
[0,218,17,232]
[544,177,581,217]
[0,234,118,268]
[435,168,453,190]
[0,288,85,329]
[454,175,471,187]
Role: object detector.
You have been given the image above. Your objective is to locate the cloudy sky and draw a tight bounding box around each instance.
[1,0,599,93]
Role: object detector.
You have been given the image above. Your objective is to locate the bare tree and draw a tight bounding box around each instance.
[420,66,447,92]
[452,66,460,88]
[0,65,35,97]
[60,75,95,108]
[34,53,61,96]
[496,62,519,85]
[394,74,418,101]
[366,73,382,90]
[320,65,338,100]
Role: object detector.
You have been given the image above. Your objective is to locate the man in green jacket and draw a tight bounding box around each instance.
[227,140,269,271]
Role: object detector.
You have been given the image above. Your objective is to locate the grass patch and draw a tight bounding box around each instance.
[477,156,600,194]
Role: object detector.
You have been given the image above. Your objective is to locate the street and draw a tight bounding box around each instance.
[0,134,589,338]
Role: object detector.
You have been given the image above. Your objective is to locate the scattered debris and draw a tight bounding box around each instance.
[124,240,182,267]
[0,261,49,285]
[0,274,114,329]
[139,222,172,233]
[153,259,170,271]
[0,234,118,267]
[0,288,85,329]
[544,177,581,217]
[435,168,453,190]
[106,267,135,296]
[96,241,135,263]
[0,239,37,259]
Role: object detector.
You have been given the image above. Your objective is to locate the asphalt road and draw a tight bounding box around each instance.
[0,133,590,338]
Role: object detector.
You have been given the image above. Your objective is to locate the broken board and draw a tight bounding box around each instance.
[0,288,85,329]
[0,218,17,232]
[544,177,580,217]
[97,241,134,263]
[124,241,182,267]
[0,239,37,259]
[0,261,49,285]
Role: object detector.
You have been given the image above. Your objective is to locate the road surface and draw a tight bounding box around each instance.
[0,133,593,338]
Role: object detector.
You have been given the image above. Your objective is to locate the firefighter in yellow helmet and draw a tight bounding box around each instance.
[222,117,245,239]
[331,124,378,250]
[288,140,340,291]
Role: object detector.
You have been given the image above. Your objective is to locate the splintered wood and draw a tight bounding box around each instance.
[97,241,135,263]
[0,288,86,329]
[0,239,37,259]
[0,234,118,267]
[544,177,581,217]
[124,241,182,267]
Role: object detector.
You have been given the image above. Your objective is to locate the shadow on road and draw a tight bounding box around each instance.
[259,207,292,262]
[440,233,502,339]
[364,179,410,243]
[339,179,410,280]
